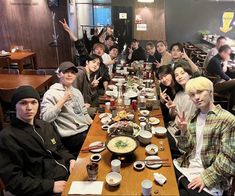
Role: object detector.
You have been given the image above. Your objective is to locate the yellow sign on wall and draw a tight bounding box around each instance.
[220,10,234,33]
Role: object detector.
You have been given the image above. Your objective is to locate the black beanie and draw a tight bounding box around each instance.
[11,86,40,107]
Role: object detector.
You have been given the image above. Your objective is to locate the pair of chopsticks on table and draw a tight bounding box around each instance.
[81,143,105,152]
[141,158,171,167]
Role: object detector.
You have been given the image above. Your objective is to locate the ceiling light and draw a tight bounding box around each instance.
[137,0,154,3]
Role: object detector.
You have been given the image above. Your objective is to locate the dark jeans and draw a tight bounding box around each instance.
[61,131,88,157]
[174,166,212,196]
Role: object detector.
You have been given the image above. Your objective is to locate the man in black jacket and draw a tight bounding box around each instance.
[0,86,75,196]
[206,45,235,108]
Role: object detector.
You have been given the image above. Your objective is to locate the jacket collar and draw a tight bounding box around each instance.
[191,104,221,121]
[11,117,40,130]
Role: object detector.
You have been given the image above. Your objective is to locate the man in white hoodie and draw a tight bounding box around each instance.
[40,61,93,156]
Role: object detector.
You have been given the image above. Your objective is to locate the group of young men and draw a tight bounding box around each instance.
[0,22,234,196]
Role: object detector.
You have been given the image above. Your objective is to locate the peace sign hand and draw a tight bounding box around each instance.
[176,111,187,134]
[164,94,176,110]
[181,48,190,61]
[91,75,102,87]
[59,18,70,32]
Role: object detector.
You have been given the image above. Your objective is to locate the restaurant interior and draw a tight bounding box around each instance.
[0,0,235,196]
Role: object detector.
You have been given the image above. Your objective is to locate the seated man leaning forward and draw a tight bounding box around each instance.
[173,76,235,196]
[0,85,76,195]
[40,61,93,156]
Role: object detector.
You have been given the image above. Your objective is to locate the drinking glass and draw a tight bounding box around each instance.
[86,162,98,181]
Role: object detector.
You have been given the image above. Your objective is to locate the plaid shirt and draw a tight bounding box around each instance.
[176,105,235,190]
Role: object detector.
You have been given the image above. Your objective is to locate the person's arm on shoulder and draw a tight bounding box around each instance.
[200,118,235,189]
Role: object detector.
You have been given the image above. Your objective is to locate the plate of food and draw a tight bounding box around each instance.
[145,155,162,169]
[112,110,131,122]
[99,113,112,119]
[108,121,141,137]
[106,135,138,155]
[148,117,160,125]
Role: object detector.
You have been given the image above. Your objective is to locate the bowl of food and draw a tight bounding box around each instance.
[138,130,152,144]
[106,172,122,186]
[133,161,145,171]
[152,127,167,137]
[139,110,150,117]
[101,117,112,125]
[106,135,138,156]
[145,144,158,155]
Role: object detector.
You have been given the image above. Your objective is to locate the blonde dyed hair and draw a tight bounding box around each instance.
[185,76,214,100]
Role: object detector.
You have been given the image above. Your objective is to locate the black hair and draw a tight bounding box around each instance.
[170,42,183,52]
[86,54,101,62]
[105,35,115,41]
[218,44,231,53]
[132,38,139,43]
[146,42,155,48]
[156,64,173,79]
[217,36,226,43]
[173,60,193,91]
[109,45,119,52]
[156,40,167,46]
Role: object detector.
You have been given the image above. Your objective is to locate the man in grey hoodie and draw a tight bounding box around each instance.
[40,61,93,156]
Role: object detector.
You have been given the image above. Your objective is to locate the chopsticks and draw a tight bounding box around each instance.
[81,143,105,152]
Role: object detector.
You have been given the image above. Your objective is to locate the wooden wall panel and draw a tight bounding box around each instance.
[134,0,165,41]
[0,1,72,69]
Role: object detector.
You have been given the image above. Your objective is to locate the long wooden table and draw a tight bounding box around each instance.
[62,107,179,195]
[0,74,53,90]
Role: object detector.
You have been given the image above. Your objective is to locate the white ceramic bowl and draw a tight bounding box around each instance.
[145,144,158,155]
[138,130,152,144]
[139,110,150,117]
[152,127,167,137]
[106,172,122,186]
[101,117,112,125]
[133,161,145,171]
[90,153,101,162]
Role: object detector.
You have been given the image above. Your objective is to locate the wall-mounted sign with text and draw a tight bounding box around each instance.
[119,13,127,19]
[220,9,234,33]
[137,24,147,31]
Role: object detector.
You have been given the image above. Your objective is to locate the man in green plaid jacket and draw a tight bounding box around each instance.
[173,76,235,196]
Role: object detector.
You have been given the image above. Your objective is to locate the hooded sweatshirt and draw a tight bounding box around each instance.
[40,83,93,137]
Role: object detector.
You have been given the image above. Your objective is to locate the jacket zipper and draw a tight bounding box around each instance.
[32,126,68,173]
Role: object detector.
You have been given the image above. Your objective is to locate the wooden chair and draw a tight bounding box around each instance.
[0,69,19,75]
[203,71,232,110]
[0,88,17,123]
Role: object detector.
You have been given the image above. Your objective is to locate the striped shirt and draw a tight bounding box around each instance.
[176,105,235,190]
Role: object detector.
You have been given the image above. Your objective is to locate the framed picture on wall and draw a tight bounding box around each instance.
[48,0,59,7]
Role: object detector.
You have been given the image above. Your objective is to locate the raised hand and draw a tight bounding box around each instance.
[164,94,176,109]
[63,88,73,102]
[181,48,190,61]
[91,75,102,88]
[59,18,70,32]
[53,181,66,193]
[160,88,167,103]
[188,176,205,193]
[176,111,187,134]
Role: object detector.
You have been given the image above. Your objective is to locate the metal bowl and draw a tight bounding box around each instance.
[106,135,139,156]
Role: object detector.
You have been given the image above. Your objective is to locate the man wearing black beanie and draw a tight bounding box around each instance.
[0,85,75,195]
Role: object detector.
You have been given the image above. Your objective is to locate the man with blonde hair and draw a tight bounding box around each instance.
[174,76,235,195]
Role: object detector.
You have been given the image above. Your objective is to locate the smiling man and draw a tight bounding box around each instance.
[0,86,75,195]
[40,61,93,157]
[174,76,235,195]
